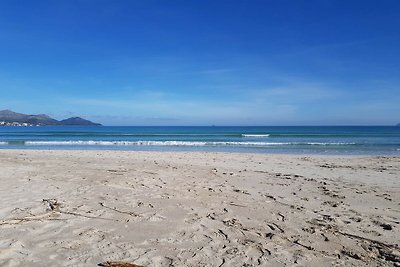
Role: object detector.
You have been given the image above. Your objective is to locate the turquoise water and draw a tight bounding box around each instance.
[0,126,399,155]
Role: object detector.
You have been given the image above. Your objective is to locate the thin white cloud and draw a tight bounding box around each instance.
[67,93,300,125]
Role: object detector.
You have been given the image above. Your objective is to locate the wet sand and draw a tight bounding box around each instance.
[0,150,399,266]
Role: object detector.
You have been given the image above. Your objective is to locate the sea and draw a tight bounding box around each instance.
[0,126,399,155]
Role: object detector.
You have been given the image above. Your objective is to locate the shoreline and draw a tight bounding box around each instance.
[1,147,399,157]
[0,149,399,266]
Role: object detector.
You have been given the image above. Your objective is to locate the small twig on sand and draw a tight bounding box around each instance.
[338,231,400,264]
[272,223,285,233]
[338,231,398,249]
[98,261,144,267]
[228,202,247,207]
[0,217,67,225]
[1,199,116,225]
[294,240,313,251]
[43,198,60,211]
[60,210,115,220]
[99,202,139,217]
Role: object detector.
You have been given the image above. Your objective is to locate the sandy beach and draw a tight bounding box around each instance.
[0,149,399,266]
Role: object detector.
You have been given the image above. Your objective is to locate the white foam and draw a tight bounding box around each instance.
[25,140,275,146]
[0,141,7,145]
[25,141,125,146]
[23,140,357,147]
[306,142,356,146]
[242,134,270,137]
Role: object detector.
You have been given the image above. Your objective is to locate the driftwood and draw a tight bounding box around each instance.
[294,240,313,251]
[0,199,116,226]
[338,231,398,249]
[338,231,400,264]
[98,261,144,267]
[99,202,138,217]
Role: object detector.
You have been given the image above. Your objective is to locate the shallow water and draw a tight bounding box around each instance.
[0,126,399,155]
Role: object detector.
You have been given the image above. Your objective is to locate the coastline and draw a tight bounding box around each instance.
[0,149,399,266]
[1,125,399,155]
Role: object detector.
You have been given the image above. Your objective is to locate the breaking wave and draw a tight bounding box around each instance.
[10,140,359,147]
[242,134,270,137]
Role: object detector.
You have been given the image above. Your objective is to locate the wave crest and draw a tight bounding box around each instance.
[242,134,270,137]
[15,140,358,147]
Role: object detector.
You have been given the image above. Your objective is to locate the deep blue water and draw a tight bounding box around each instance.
[0,126,399,155]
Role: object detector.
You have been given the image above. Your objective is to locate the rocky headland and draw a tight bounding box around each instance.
[0,110,101,126]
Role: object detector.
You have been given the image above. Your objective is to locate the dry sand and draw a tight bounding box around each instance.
[0,149,399,266]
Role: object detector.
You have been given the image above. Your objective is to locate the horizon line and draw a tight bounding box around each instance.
[19,124,399,127]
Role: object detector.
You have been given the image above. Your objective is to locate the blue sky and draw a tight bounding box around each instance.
[0,0,399,125]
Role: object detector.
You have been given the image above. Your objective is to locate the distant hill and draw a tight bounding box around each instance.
[59,117,101,126]
[0,110,101,126]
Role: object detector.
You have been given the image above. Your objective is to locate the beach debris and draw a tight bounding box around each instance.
[294,239,313,251]
[263,194,276,201]
[43,199,116,221]
[267,223,285,233]
[106,169,126,175]
[321,233,329,241]
[42,198,60,211]
[1,198,116,226]
[99,202,138,217]
[98,261,144,267]
[341,249,362,260]
[265,232,274,239]
[228,202,247,207]
[216,229,228,239]
[254,170,269,174]
[380,223,393,231]
[233,189,250,195]
[337,231,400,264]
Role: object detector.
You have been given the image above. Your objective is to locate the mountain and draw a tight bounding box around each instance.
[0,110,101,126]
[0,110,59,125]
[59,117,101,126]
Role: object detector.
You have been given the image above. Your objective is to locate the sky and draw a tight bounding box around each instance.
[0,0,399,126]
